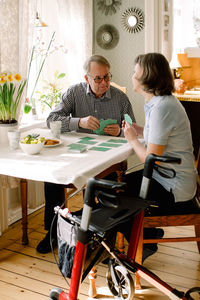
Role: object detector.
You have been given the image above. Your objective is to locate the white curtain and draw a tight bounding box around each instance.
[57,0,93,83]
[18,0,37,121]
[0,0,36,123]
[38,0,93,86]
[0,0,35,191]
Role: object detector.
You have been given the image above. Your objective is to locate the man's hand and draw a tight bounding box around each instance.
[104,124,121,136]
[79,116,100,131]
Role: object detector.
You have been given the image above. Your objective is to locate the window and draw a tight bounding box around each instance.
[21,0,92,123]
[173,0,200,52]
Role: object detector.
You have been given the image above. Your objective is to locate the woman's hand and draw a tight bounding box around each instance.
[122,120,149,162]
[123,121,138,143]
[132,122,144,137]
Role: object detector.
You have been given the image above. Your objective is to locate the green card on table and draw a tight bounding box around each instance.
[107,139,127,144]
[98,142,121,148]
[79,137,95,141]
[89,146,110,152]
[68,143,87,152]
[78,140,97,145]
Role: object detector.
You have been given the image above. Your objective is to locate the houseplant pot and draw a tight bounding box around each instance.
[0,71,26,145]
[0,120,19,145]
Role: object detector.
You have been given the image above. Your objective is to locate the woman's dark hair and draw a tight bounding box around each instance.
[135,52,174,96]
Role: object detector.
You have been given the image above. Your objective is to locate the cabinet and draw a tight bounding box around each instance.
[175,93,200,159]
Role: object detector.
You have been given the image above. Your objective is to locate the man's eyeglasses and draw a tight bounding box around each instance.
[88,72,112,83]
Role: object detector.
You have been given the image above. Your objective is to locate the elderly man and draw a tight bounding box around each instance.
[36,54,136,253]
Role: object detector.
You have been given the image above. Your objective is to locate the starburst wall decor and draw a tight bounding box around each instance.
[122,7,145,34]
[97,0,121,16]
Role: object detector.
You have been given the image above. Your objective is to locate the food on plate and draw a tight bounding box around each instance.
[20,134,45,144]
[44,139,59,146]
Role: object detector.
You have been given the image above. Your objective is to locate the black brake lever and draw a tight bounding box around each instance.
[154,164,176,178]
[95,191,119,208]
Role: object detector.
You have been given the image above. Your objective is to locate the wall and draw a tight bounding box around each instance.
[0,181,45,236]
[93,0,145,168]
[93,0,145,127]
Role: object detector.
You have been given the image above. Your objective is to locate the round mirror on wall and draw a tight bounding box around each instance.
[121,7,145,33]
[96,24,119,49]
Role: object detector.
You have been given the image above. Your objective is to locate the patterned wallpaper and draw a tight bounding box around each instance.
[93,0,145,127]
[0,0,19,72]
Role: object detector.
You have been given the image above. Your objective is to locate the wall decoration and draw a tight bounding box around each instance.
[121,7,145,33]
[97,0,121,16]
[96,24,119,50]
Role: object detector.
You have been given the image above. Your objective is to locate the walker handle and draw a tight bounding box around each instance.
[143,154,181,179]
[84,177,126,207]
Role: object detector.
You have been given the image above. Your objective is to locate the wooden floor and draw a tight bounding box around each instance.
[0,192,200,300]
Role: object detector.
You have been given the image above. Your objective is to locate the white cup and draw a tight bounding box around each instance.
[7,130,20,150]
[50,121,62,139]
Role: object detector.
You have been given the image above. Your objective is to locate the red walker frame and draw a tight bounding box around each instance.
[50,154,200,300]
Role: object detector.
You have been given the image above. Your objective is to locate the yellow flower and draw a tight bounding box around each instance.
[0,70,27,123]
[7,74,13,82]
[0,76,6,84]
[14,73,21,81]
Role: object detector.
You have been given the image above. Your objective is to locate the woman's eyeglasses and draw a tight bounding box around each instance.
[88,72,112,83]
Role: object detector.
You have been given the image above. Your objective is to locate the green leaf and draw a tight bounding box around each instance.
[57,73,66,79]
[24,104,32,114]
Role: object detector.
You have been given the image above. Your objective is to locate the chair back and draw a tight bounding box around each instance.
[196,149,200,203]
[110,82,126,94]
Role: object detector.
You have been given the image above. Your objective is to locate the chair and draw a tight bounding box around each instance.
[135,148,200,289]
[110,81,126,94]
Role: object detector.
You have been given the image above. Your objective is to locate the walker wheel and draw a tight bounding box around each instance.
[49,288,63,300]
[106,260,134,300]
[185,287,200,299]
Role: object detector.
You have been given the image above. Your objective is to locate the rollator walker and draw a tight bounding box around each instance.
[50,153,200,300]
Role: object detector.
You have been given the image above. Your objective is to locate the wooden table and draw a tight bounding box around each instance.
[0,129,133,244]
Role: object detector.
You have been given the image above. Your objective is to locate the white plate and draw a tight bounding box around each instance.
[44,139,62,148]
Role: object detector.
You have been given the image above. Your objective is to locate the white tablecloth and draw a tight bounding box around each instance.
[0,128,133,190]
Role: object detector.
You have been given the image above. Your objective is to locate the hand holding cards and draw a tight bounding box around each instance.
[124,114,133,125]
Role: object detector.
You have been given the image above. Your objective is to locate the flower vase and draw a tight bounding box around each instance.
[31,98,38,120]
[0,121,18,146]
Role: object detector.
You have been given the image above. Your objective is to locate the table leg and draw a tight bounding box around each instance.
[20,179,28,245]
[117,232,125,253]
[116,162,127,253]
[135,224,143,290]
[115,160,127,183]
[63,184,77,207]
[88,266,97,298]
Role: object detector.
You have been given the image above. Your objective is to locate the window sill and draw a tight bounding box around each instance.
[19,119,47,132]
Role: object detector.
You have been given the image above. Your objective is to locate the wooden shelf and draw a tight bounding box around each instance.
[174,93,200,102]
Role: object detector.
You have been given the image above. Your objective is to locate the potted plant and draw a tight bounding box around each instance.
[0,71,26,144]
[37,71,66,115]
[23,31,68,119]
[24,31,56,118]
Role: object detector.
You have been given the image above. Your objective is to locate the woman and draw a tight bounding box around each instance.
[121,53,198,261]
